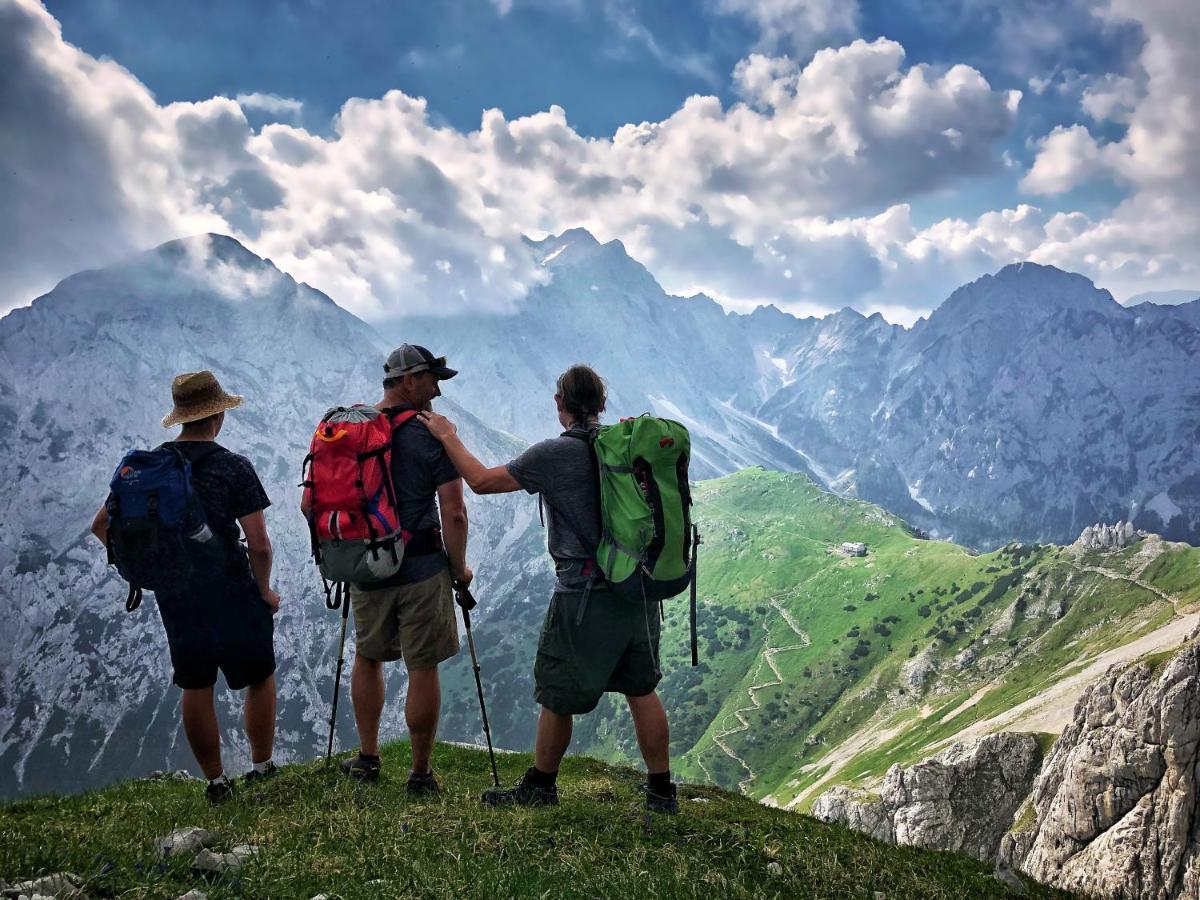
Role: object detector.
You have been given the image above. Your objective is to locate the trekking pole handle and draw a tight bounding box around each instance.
[453,581,478,613]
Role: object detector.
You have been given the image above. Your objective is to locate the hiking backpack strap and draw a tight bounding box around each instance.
[383,407,443,549]
[560,426,604,624]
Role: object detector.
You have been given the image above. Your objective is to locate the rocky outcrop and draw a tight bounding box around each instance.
[1078,521,1142,551]
[812,732,1043,861]
[1002,637,1200,899]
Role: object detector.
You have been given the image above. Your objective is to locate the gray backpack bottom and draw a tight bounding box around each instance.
[318,532,406,585]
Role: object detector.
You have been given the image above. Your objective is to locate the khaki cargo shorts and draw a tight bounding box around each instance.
[349,568,459,669]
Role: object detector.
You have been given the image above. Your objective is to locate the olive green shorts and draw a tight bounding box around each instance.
[349,569,459,670]
[534,588,662,716]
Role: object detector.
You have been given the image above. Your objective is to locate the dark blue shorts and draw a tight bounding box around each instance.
[155,575,276,691]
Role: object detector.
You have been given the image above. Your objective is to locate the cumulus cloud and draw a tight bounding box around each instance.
[717,0,859,58]
[235,92,305,120]
[1080,73,1140,121]
[13,0,1193,321]
[2,0,1026,320]
[1020,124,1105,194]
[1019,0,1200,298]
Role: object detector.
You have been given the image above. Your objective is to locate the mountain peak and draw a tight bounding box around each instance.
[525,227,602,267]
[152,233,272,271]
[926,261,1121,331]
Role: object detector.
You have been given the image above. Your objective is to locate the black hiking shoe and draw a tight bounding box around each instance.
[406,770,442,797]
[481,768,559,807]
[642,781,679,815]
[205,776,235,806]
[340,752,381,784]
[243,762,279,784]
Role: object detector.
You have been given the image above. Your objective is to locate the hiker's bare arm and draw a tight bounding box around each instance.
[437,478,472,586]
[418,411,521,495]
[91,504,109,546]
[239,510,280,613]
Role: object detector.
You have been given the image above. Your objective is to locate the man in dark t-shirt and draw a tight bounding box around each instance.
[337,344,470,794]
[91,371,280,805]
[421,364,677,815]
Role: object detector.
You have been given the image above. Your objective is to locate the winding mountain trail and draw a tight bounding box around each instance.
[1075,564,1183,610]
[702,593,812,794]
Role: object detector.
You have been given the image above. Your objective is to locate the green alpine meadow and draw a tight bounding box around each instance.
[516,467,1200,809]
[0,741,1072,899]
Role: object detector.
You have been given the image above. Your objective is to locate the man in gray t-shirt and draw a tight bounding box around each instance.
[421,364,678,815]
[505,425,600,593]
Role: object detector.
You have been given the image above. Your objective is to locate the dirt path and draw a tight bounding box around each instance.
[1075,564,1182,610]
[701,593,811,794]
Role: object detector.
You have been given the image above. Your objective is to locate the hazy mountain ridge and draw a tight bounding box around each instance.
[401,233,1200,548]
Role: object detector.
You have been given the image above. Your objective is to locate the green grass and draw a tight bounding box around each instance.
[604,468,1200,808]
[0,741,1070,899]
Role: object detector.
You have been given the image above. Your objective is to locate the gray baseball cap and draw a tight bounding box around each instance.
[383,343,458,382]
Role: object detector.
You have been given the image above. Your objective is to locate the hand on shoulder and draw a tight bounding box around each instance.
[418,411,457,442]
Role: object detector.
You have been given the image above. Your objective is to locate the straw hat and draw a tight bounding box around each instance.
[161,371,244,427]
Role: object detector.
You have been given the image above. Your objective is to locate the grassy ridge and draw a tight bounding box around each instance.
[378,468,1197,816]
[598,468,1200,807]
[0,741,1068,899]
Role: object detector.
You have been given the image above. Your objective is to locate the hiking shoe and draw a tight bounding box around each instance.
[243,762,279,784]
[205,776,235,806]
[406,770,442,797]
[340,753,381,783]
[642,781,679,815]
[481,768,559,807]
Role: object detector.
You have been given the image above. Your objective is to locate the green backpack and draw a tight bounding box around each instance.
[566,415,701,665]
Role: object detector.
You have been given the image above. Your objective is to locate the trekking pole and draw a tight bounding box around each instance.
[690,525,701,667]
[454,580,501,787]
[325,582,351,765]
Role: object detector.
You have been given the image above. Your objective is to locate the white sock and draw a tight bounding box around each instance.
[208,773,228,786]
[253,758,274,774]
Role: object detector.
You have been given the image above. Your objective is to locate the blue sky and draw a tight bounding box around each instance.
[5,0,1197,323]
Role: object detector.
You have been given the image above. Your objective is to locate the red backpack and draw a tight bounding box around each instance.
[301,405,417,591]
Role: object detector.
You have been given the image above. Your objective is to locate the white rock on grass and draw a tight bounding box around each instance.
[191,845,258,877]
[155,827,218,858]
[3,873,84,898]
[174,892,209,900]
[146,770,201,783]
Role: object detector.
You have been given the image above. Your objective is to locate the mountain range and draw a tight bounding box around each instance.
[1,230,1198,802]
[400,227,1200,549]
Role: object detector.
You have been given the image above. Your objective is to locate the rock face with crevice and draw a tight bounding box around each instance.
[812,732,1042,862]
[1002,637,1200,899]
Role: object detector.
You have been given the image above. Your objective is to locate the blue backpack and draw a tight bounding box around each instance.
[105,444,219,611]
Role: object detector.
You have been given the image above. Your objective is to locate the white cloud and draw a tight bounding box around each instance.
[1080,73,1140,122]
[2,1,1026,321]
[12,0,1193,321]
[1018,0,1200,298]
[235,92,304,120]
[717,0,859,58]
[1020,124,1105,194]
